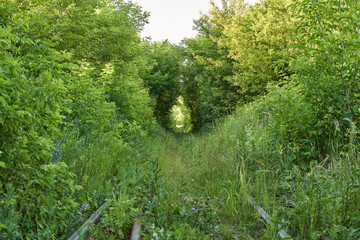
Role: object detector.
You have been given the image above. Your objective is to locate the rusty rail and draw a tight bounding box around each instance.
[247,196,293,240]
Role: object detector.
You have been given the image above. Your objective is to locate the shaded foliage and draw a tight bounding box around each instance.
[143,41,183,128]
[182,34,240,130]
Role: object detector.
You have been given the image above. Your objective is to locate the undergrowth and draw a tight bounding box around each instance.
[137,85,360,239]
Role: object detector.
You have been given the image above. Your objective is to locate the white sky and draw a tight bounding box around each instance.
[134,0,260,44]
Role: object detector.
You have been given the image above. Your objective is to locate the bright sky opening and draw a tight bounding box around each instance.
[134,0,260,44]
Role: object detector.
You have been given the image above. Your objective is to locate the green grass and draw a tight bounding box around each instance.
[137,90,360,239]
[57,87,359,239]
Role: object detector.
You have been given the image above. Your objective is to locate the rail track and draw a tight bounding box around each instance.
[68,195,293,240]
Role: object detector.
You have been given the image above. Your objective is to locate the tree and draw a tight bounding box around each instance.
[183,34,241,130]
[207,0,297,101]
[143,41,183,128]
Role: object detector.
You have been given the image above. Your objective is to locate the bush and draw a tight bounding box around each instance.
[0,163,81,239]
[253,84,317,167]
[291,0,360,157]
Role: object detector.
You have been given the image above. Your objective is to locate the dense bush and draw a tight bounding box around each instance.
[0,163,81,239]
[207,0,296,100]
[0,0,156,238]
[182,0,297,130]
[143,41,183,129]
[291,0,360,157]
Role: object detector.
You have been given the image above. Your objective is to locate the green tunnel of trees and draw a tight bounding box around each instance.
[1,0,359,238]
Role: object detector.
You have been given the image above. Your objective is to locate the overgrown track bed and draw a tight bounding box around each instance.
[69,202,142,240]
[247,196,293,240]
[69,202,108,240]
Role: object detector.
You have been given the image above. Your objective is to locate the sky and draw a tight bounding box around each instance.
[133,0,260,44]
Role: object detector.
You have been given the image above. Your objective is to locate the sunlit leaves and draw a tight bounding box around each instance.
[208,0,296,100]
[184,0,297,130]
[0,0,155,238]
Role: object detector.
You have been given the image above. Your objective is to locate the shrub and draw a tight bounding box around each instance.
[0,163,81,239]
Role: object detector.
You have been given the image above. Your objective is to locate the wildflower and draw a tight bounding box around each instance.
[81,203,87,209]
[213,212,216,215]
[192,208,196,211]
[184,196,188,202]
[158,203,160,206]
[171,204,174,208]
[200,197,203,200]
[50,141,62,164]
[183,210,186,213]
[207,197,210,201]
[138,187,142,192]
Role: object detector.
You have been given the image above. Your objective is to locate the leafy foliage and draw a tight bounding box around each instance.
[182,34,240,130]
[143,41,183,128]
[0,163,81,239]
[103,62,155,138]
[208,0,296,100]
[182,0,297,130]
[291,0,360,156]
[0,13,63,167]
[0,0,155,238]
[89,195,139,239]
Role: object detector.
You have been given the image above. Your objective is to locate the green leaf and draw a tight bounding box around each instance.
[0,223,8,230]
[0,39,10,49]
[0,161,6,168]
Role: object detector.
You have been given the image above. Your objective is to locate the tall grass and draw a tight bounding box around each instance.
[53,84,359,239]
[60,129,131,193]
[48,127,146,237]
[139,86,360,239]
